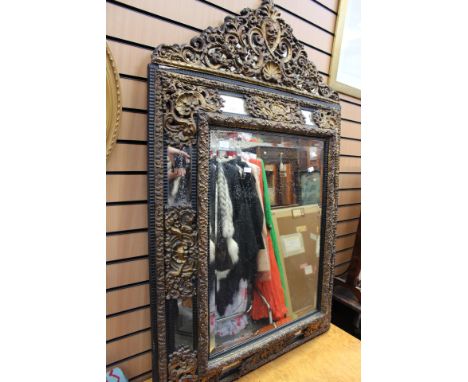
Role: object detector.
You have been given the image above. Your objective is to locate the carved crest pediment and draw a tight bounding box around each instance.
[152,0,338,101]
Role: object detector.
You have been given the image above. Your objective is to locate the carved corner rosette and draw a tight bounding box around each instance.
[168,346,198,382]
[312,108,340,130]
[245,94,305,124]
[165,206,198,299]
[161,77,223,146]
[153,0,338,101]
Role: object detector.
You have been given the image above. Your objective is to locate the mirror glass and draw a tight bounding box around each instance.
[208,128,325,355]
[167,144,193,208]
[173,298,194,350]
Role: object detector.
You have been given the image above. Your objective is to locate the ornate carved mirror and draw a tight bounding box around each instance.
[147,1,340,380]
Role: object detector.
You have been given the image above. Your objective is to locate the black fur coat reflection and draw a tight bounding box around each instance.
[209,158,265,316]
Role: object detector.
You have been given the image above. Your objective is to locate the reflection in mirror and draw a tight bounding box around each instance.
[208,129,324,355]
[173,297,194,350]
[167,145,193,207]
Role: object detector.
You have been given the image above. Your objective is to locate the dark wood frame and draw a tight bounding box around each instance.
[147,1,341,380]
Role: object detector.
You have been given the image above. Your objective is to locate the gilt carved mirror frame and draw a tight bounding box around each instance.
[147,1,341,381]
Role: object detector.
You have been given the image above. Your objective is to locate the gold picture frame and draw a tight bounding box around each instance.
[329,0,361,99]
[106,44,122,159]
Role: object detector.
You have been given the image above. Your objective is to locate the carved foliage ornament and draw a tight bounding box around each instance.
[153,0,338,101]
[245,94,305,124]
[239,333,295,375]
[312,108,340,130]
[106,44,122,159]
[162,78,224,145]
[165,207,198,299]
[168,346,198,382]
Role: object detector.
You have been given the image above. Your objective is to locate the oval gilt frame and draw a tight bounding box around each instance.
[106,44,122,160]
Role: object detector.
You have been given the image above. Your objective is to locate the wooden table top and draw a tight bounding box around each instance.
[145,324,361,382]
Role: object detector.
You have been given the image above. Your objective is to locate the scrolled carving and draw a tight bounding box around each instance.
[239,334,295,375]
[153,0,338,101]
[196,114,210,375]
[162,78,223,145]
[245,94,305,124]
[303,319,325,338]
[312,108,340,130]
[165,207,198,299]
[168,346,198,382]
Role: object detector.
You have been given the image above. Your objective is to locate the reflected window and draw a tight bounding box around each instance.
[174,298,194,349]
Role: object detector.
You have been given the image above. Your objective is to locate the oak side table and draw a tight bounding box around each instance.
[145,324,361,382]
